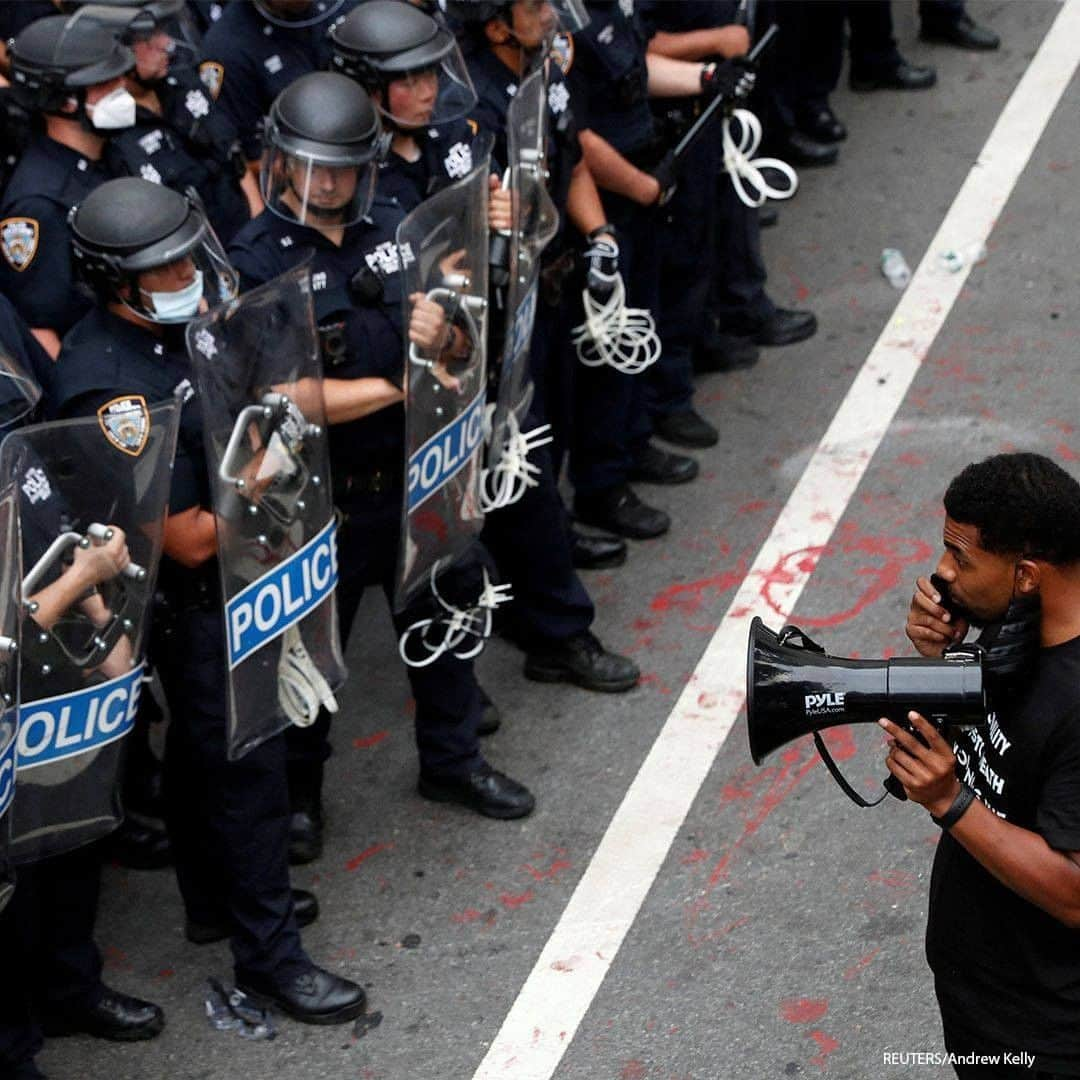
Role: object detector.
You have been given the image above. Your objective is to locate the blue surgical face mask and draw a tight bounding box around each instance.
[145,269,204,323]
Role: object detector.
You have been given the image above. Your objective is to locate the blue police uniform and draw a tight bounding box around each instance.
[564,1,656,498]
[228,199,487,788]
[199,0,358,161]
[0,136,109,338]
[0,291,51,393]
[49,307,310,985]
[105,67,250,244]
[376,118,482,212]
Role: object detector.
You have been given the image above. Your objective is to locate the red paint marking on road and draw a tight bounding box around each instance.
[353,730,389,749]
[621,1060,648,1080]
[523,858,572,881]
[868,869,916,889]
[842,949,881,981]
[809,1030,840,1068]
[1048,160,1073,172]
[500,889,536,910]
[639,673,673,695]
[550,959,574,972]
[103,945,131,971]
[649,563,748,616]
[680,848,709,865]
[633,617,658,631]
[157,968,175,980]
[697,691,718,709]
[686,915,750,947]
[738,500,771,515]
[897,451,925,467]
[1055,443,1079,462]
[780,998,828,1024]
[345,842,393,872]
[452,908,487,924]
[1050,418,1076,435]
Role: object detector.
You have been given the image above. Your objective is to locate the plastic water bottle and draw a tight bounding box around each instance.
[881,248,911,289]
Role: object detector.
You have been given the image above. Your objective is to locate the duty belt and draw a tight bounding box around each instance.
[333,461,403,497]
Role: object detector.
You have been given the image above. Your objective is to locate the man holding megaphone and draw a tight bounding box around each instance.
[882,453,1080,1078]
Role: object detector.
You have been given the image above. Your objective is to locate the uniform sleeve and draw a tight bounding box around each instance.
[0,292,53,391]
[199,30,265,161]
[1036,707,1080,852]
[0,195,89,334]
[227,237,276,294]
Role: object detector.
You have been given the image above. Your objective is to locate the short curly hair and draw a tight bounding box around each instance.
[944,452,1080,565]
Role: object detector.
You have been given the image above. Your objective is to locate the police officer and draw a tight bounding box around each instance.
[0,292,166,1080]
[50,178,367,1025]
[228,73,536,852]
[199,0,359,168]
[74,0,256,244]
[0,12,137,360]
[330,2,638,694]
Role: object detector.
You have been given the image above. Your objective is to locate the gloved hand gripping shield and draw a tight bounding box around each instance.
[482,65,558,512]
[0,481,20,912]
[186,264,346,761]
[0,404,178,865]
[396,136,512,659]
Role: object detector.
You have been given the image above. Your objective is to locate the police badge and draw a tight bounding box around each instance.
[199,60,225,100]
[97,395,151,456]
[549,32,575,76]
[0,218,39,272]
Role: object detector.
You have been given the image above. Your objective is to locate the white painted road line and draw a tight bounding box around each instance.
[471,5,1080,1077]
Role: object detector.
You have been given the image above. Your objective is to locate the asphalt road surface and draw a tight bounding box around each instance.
[41,2,1079,1077]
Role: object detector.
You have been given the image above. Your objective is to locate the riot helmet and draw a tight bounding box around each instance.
[330,0,476,129]
[261,72,384,228]
[7,13,136,128]
[252,0,346,29]
[70,178,238,324]
[68,1,202,86]
[446,0,587,52]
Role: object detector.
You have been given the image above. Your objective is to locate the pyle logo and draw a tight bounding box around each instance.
[805,691,845,715]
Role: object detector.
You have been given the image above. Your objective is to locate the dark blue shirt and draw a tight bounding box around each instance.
[378,118,481,213]
[0,291,50,406]
[228,199,408,466]
[0,137,109,334]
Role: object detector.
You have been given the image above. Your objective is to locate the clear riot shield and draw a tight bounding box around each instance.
[0,404,178,865]
[0,344,41,432]
[186,263,345,761]
[396,137,492,613]
[483,65,559,510]
[0,481,20,911]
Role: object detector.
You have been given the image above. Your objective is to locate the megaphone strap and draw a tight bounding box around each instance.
[812,731,897,808]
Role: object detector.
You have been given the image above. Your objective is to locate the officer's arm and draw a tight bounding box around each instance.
[645,52,710,98]
[577,128,660,206]
[648,25,750,61]
[30,327,61,361]
[566,158,609,237]
[163,505,218,568]
[322,376,404,424]
[239,169,264,218]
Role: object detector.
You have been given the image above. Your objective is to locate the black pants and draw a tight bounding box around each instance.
[287,488,485,786]
[942,1009,1078,1078]
[0,846,104,1071]
[154,607,307,982]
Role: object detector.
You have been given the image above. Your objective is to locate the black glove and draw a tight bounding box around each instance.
[584,231,619,301]
[649,151,679,206]
[700,57,756,103]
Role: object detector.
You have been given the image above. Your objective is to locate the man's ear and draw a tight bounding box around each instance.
[1015,558,1041,595]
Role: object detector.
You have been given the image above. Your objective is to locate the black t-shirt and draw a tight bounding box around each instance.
[927,635,1080,1071]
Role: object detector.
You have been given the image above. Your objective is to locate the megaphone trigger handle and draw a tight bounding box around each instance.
[777,624,826,653]
[812,731,892,808]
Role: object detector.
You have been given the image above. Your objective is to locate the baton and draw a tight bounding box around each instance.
[669,22,779,170]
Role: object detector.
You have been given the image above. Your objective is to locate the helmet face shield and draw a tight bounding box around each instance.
[261,141,379,228]
[550,0,588,33]
[379,48,477,129]
[127,7,202,82]
[253,0,345,28]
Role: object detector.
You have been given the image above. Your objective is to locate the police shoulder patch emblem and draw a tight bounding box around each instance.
[0,217,39,272]
[199,60,225,100]
[98,395,151,457]
[550,32,574,76]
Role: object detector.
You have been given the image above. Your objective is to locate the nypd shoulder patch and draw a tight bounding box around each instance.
[199,60,225,100]
[97,395,151,457]
[0,217,39,273]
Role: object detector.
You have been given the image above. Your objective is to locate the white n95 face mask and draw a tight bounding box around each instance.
[86,87,137,130]
[145,269,204,323]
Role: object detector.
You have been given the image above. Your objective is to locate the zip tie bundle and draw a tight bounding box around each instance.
[277,623,338,726]
[398,566,513,668]
[571,273,661,374]
[722,107,799,208]
[479,406,553,512]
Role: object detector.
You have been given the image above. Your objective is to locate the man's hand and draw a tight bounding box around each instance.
[700,57,756,102]
[645,152,678,206]
[408,292,449,353]
[880,711,961,817]
[70,527,131,589]
[488,174,512,233]
[906,573,969,657]
[584,232,619,301]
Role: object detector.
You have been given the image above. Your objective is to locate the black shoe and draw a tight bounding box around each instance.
[477,688,501,736]
[570,528,627,570]
[42,989,165,1042]
[574,485,670,540]
[288,798,323,866]
[186,889,320,945]
[920,14,999,50]
[237,963,366,1025]
[850,60,937,92]
[767,130,838,167]
[758,205,779,229]
[630,443,699,485]
[751,308,818,347]
[693,331,759,374]
[10,1063,47,1079]
[418,763,535,820]
[653,409,718,449]
[524,631,640,693]
[105,817,171,871]
[795,104,846,143]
